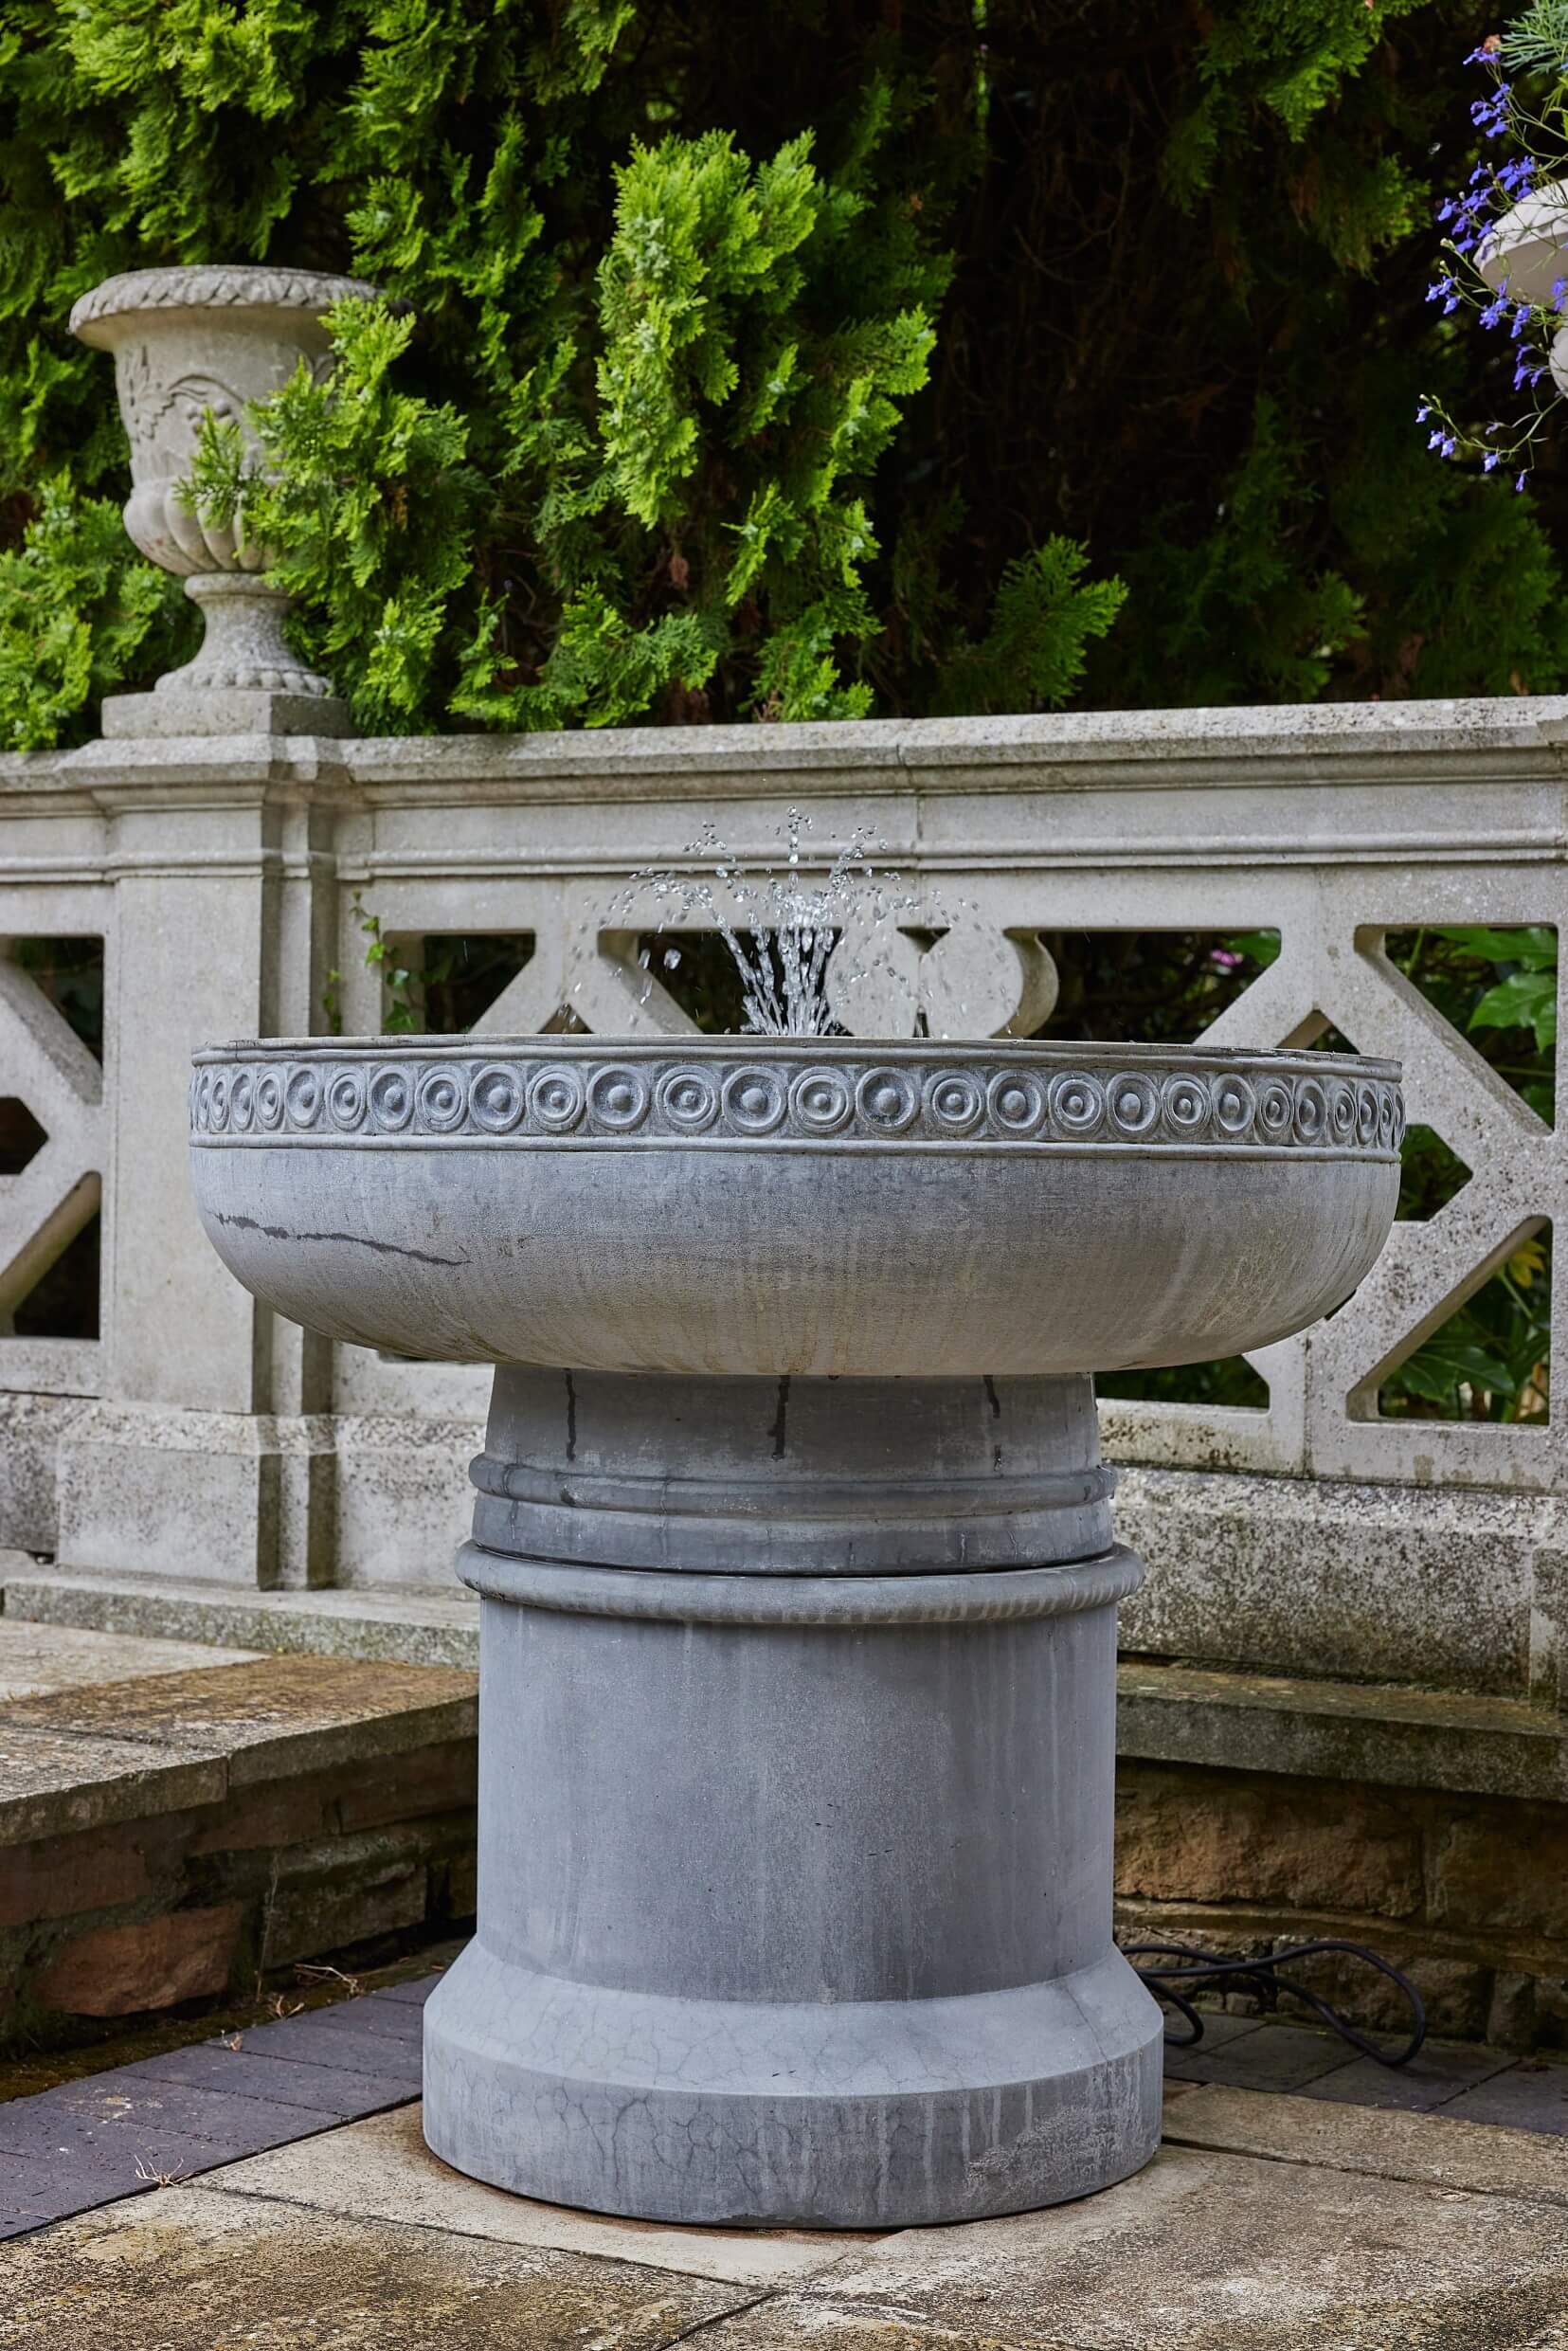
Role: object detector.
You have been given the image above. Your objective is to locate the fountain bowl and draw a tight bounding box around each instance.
[190,1036,1400,1379]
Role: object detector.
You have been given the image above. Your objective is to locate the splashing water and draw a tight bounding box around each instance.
[609,811,926,1037]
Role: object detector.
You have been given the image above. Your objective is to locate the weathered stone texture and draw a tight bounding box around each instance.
[1117,1764,1424,1916]
[1116,1758,1568,2050]
[35,1903,244,2015]
[0,1644,478,2049]
[1430,1805,1568,1941]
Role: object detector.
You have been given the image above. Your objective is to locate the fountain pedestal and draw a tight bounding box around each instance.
[423,1368,1163,2227]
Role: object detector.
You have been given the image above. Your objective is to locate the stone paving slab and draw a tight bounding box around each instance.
[0,1619,261,1701]
[1162,2017,1356,2091]
[0,1986,429,2241]
[0,1721,226,1844]
[1297,2036,1516,2112]
[297,1984,425,2042]
[0,2154,118,2234]
[8,2100,1568,2348]
[9,1966,1567,2260]
[214,2010,424,2086]
[1444,2057,1568,2135]
[0,2186,751,2348]
[1166,2081,1568,2207]
[4,1568,483,1671]
[0,2072,307,2163]
[803,2142,1568,2348]
[134,2039,420,2116]
[204,2103,880,2288]
[0,1654,478,1789]
[371,1974,438,2005]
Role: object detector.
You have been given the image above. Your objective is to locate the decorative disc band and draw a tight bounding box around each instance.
[191,1043,1403,1159]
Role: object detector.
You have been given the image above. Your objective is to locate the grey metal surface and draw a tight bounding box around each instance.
[474,1368,1116,1572]
[189,1040,1401,1379]
[424,1367,1165,2225]
[189,1032,1402,2227]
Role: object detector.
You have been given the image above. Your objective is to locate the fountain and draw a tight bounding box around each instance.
[70,260,1400,2228]
[189,1001,1400,2226]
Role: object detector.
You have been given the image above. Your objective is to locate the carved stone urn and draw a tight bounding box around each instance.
[1480,183,1568,392]
[70,264,377,738]
[189,1034,1401,2228]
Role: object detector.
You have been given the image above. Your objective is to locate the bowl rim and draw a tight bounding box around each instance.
[194,1035,1401,1080]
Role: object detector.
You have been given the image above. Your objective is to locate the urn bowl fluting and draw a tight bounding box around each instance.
[189,1037,1402,1379]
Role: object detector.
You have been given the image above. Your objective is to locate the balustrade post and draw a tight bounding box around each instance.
[52,759,342,1586]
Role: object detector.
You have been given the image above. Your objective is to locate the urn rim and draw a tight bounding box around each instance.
[69,263,381,343]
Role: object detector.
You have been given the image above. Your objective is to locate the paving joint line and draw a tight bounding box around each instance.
[1162,2112,1568,2203]
[660,2287,785,2344]
[181,2161,833,2289]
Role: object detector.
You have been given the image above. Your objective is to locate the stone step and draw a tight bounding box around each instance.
[1119,1655,1568,1803]
[0,1610,477,2053]
[1,1564,478,1669]
[8,1565,1563,1799]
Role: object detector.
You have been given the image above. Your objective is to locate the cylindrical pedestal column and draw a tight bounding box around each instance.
[424,1370,1162,2227]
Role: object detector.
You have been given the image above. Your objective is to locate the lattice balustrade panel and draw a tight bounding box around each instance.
[322,851,1561,1492]
[0,925,107,1399]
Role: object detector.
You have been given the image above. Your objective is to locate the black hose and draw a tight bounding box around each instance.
[1123,1936,1428,2068]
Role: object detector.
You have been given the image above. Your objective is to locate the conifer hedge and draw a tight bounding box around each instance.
[0,0,1562,747]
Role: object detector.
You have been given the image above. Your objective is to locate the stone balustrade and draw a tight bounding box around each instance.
[4,698,1567,1717]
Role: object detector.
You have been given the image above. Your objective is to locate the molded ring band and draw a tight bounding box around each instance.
[456,1540,1144,1625]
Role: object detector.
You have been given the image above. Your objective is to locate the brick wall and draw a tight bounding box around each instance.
[1116,1761,1568,2050]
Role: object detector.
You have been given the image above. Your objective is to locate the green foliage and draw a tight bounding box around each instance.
[1499,2,1568,78]
[1456,923,1559,1049]
[0,478,186,750]
[322,893,421,1036]
[1108,400,1366,707]
[932,540,1126,716]
[5,0,1568,743]
[1397,924,1558,1122]
[189,300,493,732]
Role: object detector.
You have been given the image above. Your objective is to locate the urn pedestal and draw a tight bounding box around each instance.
[70,264,377,737]
[189,1036,1402,2227]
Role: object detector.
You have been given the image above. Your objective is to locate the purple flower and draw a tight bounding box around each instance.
[1517,470,1529,492]
[1442,434,1458,457]
[1429,429,1446,449]
[1484,450,1502,470]
[1512,301,1531,338]
[1480,290,1510,329]
[1416,401,1432,421]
